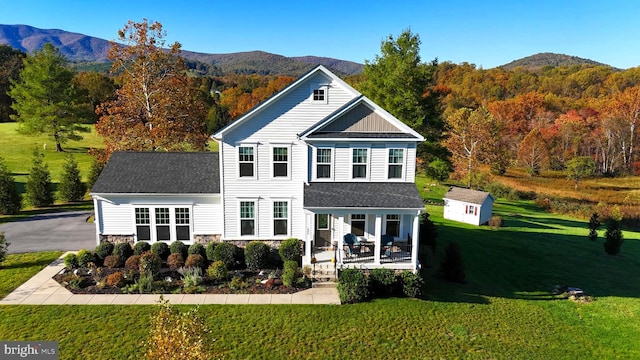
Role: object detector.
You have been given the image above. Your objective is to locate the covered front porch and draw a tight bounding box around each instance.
[302,210,421,271]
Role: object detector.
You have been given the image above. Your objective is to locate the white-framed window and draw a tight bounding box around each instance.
[352,148,368,179]
[316,213,329,230]
[273,201,289,236]
[134,206,192,243]
[240,201,256,236]
[238,146,255,178]
[155,208,171,241]
[316,148,332,179]
[313,88,325,101]
[135,207,151,241]
[272,146,289,178]
[385,214,401,238]
[175,208,190,241]
[387,149,404,179]
[350,214,366,237]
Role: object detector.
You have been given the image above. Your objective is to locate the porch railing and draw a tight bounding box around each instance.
[342,233,413,264]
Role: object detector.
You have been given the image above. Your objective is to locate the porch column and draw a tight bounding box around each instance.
[337,213,344,264]
[304,212,313,264]
[374,213,382,265]
[411,211,421,270]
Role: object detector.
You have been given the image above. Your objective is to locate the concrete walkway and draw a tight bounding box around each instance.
[0,254,340,305]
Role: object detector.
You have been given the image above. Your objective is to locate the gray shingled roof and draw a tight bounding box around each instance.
[91,152,219,194]
[443,187,493,205]
[306,132,418,139]
[304,182,424,209]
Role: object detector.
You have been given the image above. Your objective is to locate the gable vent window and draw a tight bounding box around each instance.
[313,88,325,101]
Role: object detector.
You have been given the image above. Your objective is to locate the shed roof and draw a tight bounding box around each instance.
[304,182,424,209]
[91,152,219,194]
[443,187,493,205]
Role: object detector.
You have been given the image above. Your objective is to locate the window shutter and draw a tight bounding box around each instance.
[465,205,468,213]
[475,207,478,216]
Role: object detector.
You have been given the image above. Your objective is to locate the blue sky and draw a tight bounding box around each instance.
[1,0,639,69]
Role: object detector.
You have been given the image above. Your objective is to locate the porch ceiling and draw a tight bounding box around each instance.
[303,182,424,209]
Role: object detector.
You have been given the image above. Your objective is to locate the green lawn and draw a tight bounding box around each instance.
[0,196,638,359]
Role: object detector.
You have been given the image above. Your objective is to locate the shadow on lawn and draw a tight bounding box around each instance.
[426,220,640,304]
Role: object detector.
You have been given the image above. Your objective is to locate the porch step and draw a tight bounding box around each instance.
[312,281,336,288]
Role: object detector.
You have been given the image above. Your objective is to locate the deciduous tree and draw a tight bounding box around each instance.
[9,44,88,151]
[95,19,209,160]
[517,128,550,176]
[0,45,25,122]
[566,156,595,190]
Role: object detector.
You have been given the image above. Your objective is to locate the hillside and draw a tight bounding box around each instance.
[0,24,363,76]
[500,52,612,71]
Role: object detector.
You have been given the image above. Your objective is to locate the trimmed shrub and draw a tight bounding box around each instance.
[604,218,624,255]
[205,241,218,262]
[133,241,151,255]
[167,253,185,270]
[169,241,188,259]
[151,242,170,260]
[440,242,466,283]
[245,241,270,271]
[212,242,237,269]
[95,241,114,261]
[282,260,300,287]
[489,216,503,229]
[106,271,125,287]
[185,254,205,269]
[113,242,133,262]
[188,243,206,259]
[229,275,249,290]
[400,271,423,298]
[139,251,161,277]
[206,261,228,282]
[103,254,122,269]
[369,268,398,296]
[76,249,95,268]
[337,268,370,304]
[125,255,141,270]
[279,238,301,263]
[63,253,78,269]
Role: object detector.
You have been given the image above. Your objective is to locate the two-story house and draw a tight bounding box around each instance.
[91,65,424,270]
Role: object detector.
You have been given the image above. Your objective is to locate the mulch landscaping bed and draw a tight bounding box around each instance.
[53,267,308,295]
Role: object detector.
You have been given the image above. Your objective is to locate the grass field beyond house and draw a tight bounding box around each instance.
[0,196,638,359]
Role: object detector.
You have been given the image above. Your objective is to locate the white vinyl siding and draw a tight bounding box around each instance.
[100,201,134,234]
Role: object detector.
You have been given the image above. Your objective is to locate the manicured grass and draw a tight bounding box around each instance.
[0,198,638,359]
[0,122,103,186]
[0,251,62,298]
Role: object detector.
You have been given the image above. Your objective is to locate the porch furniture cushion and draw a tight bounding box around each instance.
[343,233,361,257]
[381,234,394,257]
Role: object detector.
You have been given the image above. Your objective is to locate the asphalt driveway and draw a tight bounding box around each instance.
[0,211,96,254]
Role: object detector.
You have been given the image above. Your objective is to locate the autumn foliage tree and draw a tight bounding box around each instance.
[95,19,209,161]
[517,128,549,176]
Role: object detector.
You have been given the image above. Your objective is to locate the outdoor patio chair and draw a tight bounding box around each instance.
[381,234,394,257]
[343,233,361,257]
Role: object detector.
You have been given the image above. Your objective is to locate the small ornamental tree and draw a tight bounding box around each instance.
[604,218,624,255]
[440,242,466,283]
[145,297,213,360]
[0,232,10,266]
[25,149,54,207]
[58,153,86,202]
[0,157,21,215]
[588,213,600,241]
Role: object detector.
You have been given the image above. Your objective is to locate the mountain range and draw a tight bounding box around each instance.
[0,24,616,76]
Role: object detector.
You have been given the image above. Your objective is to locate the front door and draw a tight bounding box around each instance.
[314,214,331,248]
